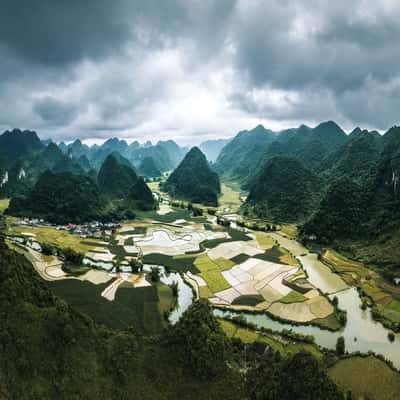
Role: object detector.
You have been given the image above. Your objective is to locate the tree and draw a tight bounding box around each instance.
[170,281,179,297]
[168,299,232,379]
[41,242,54,256]
[129,258,142,273]
[336,336,345,355]
[149,267,160,282]
[246,351,342,400]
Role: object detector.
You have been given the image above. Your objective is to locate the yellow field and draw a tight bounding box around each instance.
[218,184,242,212]
[279,224,297,238]
[147,181,160,192]
[5,221,101,253]
[0,198,10,213]
[254,232,275,250]
[279,247,299,266]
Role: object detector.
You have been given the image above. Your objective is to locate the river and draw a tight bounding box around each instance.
[149,230,400,368]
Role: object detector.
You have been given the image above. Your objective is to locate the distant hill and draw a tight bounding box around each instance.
[244,156,322,222]
[263,121,348,171]
[7,170,104,223]
[214,125,276,181]
[164,147,220,206]
[97,154,138,198]
[0,129,44,164]
[139,156,162,177]
[215,121,348,187]
[199,138,231,162]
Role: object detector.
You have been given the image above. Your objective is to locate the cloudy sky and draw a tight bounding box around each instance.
[1,0,400,145]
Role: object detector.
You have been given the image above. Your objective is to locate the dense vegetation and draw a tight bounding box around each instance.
[97,153,138,198]
[244,156,322,222]
[7,170,104,223]
[0,239,345,399]
[164,147,221,206]
[215,125,276,181]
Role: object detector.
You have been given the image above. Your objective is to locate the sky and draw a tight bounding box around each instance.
[1,0,400,145]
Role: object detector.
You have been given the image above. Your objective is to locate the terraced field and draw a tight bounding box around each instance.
[322,249,400,329]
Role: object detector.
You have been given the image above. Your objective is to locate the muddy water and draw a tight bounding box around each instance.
[214,287,400,368]
[267,232,347,294]
[145,229,400,368]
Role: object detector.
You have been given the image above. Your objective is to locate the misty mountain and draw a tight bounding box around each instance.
[199,138,231,162]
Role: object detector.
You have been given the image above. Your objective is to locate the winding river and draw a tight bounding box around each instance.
[148,230,400,368]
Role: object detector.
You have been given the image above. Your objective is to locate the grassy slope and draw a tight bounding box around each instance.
[328,356,400,400]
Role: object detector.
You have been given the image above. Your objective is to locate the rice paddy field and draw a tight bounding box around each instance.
[0,198,10,213]
[5,211,338,331]
[219,319,322,359]
[5,218,102,253]
[322,249,400,328]
[217,184,242,212]
[48,279,173,334]
[328,356,400,400]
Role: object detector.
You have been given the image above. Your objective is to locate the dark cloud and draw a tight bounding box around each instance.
[1,0,400,141]
[33,97,81,125]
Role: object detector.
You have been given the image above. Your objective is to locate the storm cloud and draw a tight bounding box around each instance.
[1,0,399,143]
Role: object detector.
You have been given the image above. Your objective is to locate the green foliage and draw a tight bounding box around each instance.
[246,351,342,400]
[336,336,345,356]
[244,156,322,222]
[7,170,104,224]
[168,299,232,379]
[302,177,366,242]
[97,153,138,198]
[164,147,220,206]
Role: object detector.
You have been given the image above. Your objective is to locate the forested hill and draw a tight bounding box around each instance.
[6,170,105,224]
[214,121,347,183]
[244,156,322,222]
[164,147,221,206]
[0,238,343,399]
[97,153,138,198]
[214,125,276,181]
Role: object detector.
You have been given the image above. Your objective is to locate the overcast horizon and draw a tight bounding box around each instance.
[1,1,400,145]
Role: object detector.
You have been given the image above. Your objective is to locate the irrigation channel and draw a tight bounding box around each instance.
[146,231,400,368]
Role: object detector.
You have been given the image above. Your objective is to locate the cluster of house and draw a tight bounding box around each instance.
[16,218,119,239]
[56,222,120,238]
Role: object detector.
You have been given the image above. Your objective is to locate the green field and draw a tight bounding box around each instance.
[143,253,199,273]
[194,254,231,294]
[48,279,170,334]
[219,319,322,359]
[280,290,308,304]
[329,356,400,400]
[231,295,264,306]
[218,184,242,212]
